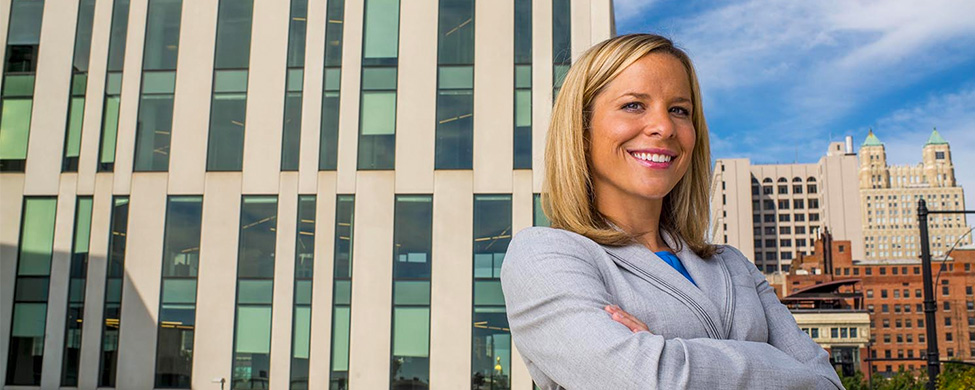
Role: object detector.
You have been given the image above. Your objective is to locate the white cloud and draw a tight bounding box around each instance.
[613,0,659,25]
[870,85,975,219]
[662,0,975,132]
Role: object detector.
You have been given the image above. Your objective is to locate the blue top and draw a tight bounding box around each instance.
[655,251,697,287]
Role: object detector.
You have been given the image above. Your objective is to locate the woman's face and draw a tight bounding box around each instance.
[588,52,696,206]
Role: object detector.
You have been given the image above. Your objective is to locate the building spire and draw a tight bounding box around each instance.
[862,128,883,147]
[925,127,948,145]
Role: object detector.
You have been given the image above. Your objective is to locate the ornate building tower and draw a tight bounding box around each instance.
[858,129,969,261]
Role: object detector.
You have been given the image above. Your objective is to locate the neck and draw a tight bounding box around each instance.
[594,185,669,252]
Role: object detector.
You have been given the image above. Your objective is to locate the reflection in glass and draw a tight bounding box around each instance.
[552,0,571,98]
[435,0,474,170]
[232,196,278,389]
[473,195,512,390]
[513,0,533,169]
[154,196,202,389]
[99,197,129,387]
[62,0,96,172]
[6,197,57,386]
[390,195,432,388]
[329,195,354,389]
[1,0,45,172]
[281,0,308,171]
[357,0,399,170]
[290,196,315,389]
[61,197,93,386]
[207,0,254,171]
[319,0,345,170]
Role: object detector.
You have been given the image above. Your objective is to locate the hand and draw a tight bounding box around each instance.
[604,305,651,333]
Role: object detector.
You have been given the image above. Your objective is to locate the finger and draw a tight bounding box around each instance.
[612,311,643,332]
[614,309,650,333]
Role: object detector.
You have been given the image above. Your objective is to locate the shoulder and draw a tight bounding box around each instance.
[503,227,605,278]
[711,244,762,277]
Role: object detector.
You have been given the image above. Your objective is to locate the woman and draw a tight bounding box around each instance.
[500,34,843,389]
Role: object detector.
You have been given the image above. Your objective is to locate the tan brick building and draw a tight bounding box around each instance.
[859,129,970,260]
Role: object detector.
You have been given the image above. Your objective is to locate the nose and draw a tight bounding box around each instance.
[641,106,676,139]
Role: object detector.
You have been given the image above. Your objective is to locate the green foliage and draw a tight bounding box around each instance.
[838,364,975,390]
[938,362,975,390]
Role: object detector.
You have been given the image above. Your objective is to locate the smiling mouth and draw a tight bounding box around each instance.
[629,151,674,163]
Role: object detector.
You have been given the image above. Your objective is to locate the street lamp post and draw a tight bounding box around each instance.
[916,198,975,390]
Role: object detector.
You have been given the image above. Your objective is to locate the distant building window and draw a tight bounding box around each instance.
[936,151,945,160]
[778,185,788,194]
[763,186,773,195]
[807,184,818,193]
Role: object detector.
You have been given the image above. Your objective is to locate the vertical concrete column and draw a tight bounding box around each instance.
[473,0,514,194]
[307,171,338,388]
[393,0,436,193]
[269,172,299,389]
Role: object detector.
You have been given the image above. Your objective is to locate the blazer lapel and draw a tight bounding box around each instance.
[602,242,726,339]
[674,246,735,339]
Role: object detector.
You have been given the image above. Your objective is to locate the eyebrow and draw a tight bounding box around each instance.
[618,92,692,104]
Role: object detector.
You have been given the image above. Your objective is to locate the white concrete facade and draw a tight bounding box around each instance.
[0,1,614,389]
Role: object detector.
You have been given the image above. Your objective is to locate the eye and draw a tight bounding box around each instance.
[621,102,644,111]
[670,106,691,117]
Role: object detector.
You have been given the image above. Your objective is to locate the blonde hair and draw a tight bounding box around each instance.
[542,33,718,259]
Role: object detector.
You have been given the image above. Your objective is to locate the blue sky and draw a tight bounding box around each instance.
[614,0,975,213]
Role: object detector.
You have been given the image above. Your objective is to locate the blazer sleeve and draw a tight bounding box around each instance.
[728,245,844,389]
[501,228,841,390]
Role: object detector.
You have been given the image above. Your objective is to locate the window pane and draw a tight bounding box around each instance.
[143,0,183,70]
[0,99,34,160]
[474,280,505,306]
[330,306,351,370]
[213,70,248,93]
[323,0,345,67]
[161,196,203,277]
[106,0,131,72]
[206,93,247,171]
[361,67,397,90]
[214,0,254,69]
[333,196,355,278]
[394,281,431,305]
[360,91,396,135]
[99,197,129,387]
[552,0,571,65]
[133,94,174,171]
[514,0,532,64]
[155,306,194,388]
[294,280,312,305]
[393,196,433,279]
[63,97,86,160]
[392,307,430,357]
[286,0,308,68]
[100,95,121,164]
[515,90,531,127]
[438,65,473,89]
[3,74,36,96]
[437,0,474,65]
[533,194,549,227]
[324,68,341,91]
[142,71,177,93]
[7,0,44,45]
[319,91,340,170]
[237,280,273,305]
[237,197,278,278]
[333,280,351,305]
[18,198,58,276]
[286,69,303,92]
[14,277,49,301]
[514,65,531,88]
[435,90,473,169]
[294,196,316,278]
[292,306,311,358]
[71,0,97,73]
[362,0,399,60]
[11,303,47,337]
[234,306,272,354]
[280,92,302,171]
[472,310,511,388]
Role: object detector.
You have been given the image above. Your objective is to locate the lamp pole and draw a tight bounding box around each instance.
[917,199,975,390]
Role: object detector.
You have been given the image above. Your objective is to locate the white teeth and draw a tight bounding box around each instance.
[631,152,673,163]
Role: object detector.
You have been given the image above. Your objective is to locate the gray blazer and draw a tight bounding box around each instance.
[500,227,844,389]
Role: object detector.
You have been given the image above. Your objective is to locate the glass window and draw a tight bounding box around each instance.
[390,195,432,387]
[280,0,308,172]
[513,0,532,169]
[99,71,125,171]
[155,196,202,388]
[99,197,129,387]
[7,197,57,386]
[358,0,399,170]
[232,196,278,389]
[290,195,315,389]
[207,1,254,172]
[0,99,33,166]
[1,0,44,172]
[61,0,97,172]
[552,0,571,97]
[473,195,512,389]
[319,0,346,170]
[330,195,354,388]
[143,0,182,71]
[434,0,474,170]
[60,197,93,386]
[533,193,550,227]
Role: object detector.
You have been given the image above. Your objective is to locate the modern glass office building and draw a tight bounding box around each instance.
[0,0,614,389]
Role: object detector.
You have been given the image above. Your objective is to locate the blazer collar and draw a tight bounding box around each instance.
[601,233,733,338]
